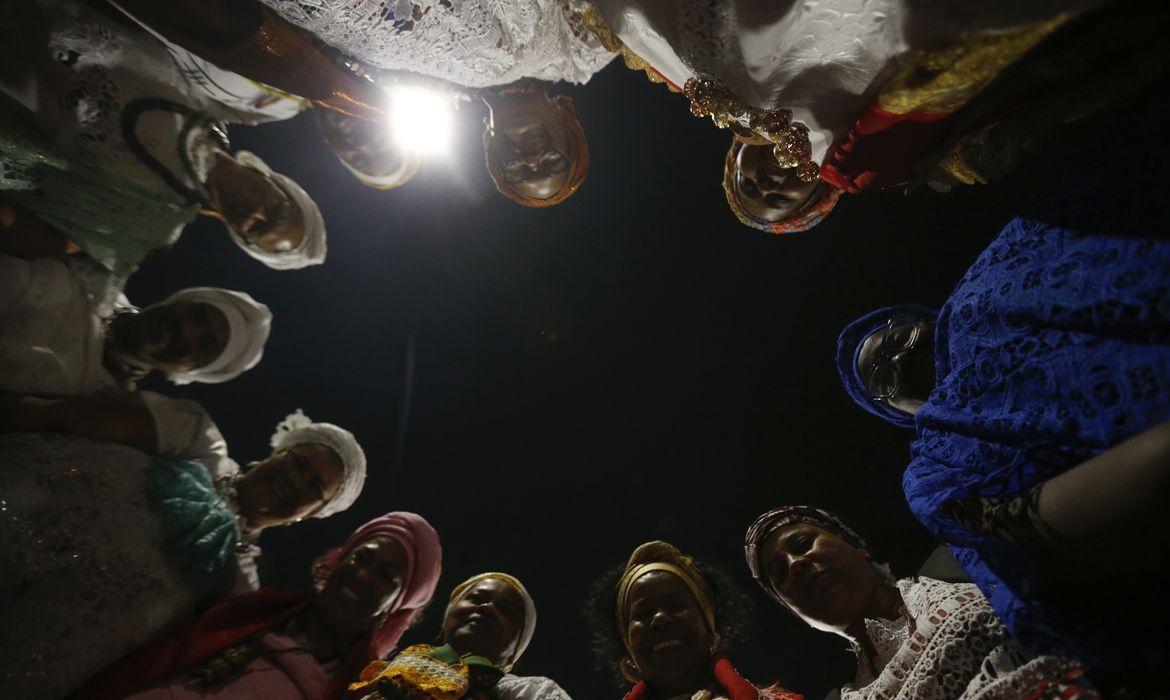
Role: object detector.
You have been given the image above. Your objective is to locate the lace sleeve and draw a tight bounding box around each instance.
[259,0,614,87]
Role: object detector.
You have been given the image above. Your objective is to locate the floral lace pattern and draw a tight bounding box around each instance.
[843,578,1095,700]
[903,90,1170,671]
[259,0,614,87]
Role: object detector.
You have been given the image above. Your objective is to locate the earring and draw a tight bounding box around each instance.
[619,658,641,683]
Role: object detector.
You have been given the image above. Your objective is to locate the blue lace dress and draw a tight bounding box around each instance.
[902,93,1170,671]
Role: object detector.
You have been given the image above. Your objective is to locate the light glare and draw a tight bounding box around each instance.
[389,86,454,156]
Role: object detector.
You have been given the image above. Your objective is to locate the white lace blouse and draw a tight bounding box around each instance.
[843,578,1089,700]
[258,0,615,88]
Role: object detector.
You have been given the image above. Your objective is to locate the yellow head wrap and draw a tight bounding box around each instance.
[614,541,718,652]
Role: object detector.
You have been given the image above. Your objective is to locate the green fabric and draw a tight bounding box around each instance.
[146,456,238,608]
[0,105,198,278]
[427,644,503,690]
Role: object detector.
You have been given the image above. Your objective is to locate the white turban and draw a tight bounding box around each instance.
[160,287,272,385]
[227,151,327,270]
[337,148,421,190]
[269,409,366,519]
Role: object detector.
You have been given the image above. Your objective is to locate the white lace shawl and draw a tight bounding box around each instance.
[842,578,1087,700]
[494,674,574,700]
[258,0,615,88]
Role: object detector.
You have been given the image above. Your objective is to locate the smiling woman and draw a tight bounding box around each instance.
[76,511,442,700]
[586,541,801,700]
[351,571,572,700]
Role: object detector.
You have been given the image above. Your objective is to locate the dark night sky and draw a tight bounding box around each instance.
[126,62,1036,699]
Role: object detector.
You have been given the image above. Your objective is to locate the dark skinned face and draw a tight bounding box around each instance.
[734,144,819,222]
[759,524,880,632]
[625,571,714,696]
[855,319,936,416]
[485,93,571,200]
[235,443,344,529]
[315,110,407,180]
[206,153,305,252]
[317,535,409,638]
[442,578,525,666]
[108,302,229,375]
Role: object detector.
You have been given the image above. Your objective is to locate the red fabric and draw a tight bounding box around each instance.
[819,104,953,194]
[75,590,315,700]
[619,655,801,700]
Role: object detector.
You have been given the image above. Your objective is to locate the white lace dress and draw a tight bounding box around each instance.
[841,577,1093,700]
[495,674,574,700]
[592,0,1105,166]
[258,0,615,88]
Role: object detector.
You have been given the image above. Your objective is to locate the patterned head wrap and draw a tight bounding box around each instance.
[744,505,868,605]
[484,95,589,208]
[336,149,421,190]
[312,511,443,658]
[446,572,537,671]
[269,409,366,519]
[723,137,843,234]
[836,304,938,429]
[158,287,272,385]
[615,541,718,651]
[227,151,327,270]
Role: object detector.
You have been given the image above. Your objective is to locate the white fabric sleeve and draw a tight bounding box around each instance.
[230,552,262,595]
[139,390,238,479]
[494,675,574,700]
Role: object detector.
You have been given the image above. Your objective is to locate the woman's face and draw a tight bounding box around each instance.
[485,93,571,200]
[759,524,880,632]
[235,443,343,528]
[441,578,525,666]
[625,571,713,695]
[108,301,228,375]
[734,144,819,222]
[207,155,305,252]
[316,110,406,180]
[855,319,936,416]
[318,535,409,629]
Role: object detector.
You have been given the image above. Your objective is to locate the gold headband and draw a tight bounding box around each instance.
[614,544,718,652]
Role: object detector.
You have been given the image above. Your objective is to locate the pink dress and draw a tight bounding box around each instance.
[126,633,329,700]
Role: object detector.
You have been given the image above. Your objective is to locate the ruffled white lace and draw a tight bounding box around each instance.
[842,578,1089,700]
[259,0,615,87]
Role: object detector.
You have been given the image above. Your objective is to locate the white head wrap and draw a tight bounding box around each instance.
[336,149,421,190]
[226,151,327,270]
[159,287,272,385]
[269,409,366,519]
[445,572,537,671]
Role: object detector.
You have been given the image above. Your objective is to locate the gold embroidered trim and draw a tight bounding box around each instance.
[879,15,1072,115]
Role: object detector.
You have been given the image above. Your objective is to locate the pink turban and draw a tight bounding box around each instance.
[313,511,443,659]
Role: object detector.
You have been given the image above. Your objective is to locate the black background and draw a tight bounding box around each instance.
[127,62,1032,699]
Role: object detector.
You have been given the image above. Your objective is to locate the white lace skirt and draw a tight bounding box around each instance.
[0,434,195,700]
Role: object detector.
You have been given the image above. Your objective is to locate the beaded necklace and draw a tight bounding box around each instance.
[120,97,230,206]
